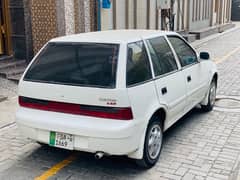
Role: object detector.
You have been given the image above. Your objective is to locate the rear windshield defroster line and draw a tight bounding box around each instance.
[24,42,120,88]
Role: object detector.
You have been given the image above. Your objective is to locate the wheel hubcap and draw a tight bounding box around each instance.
[210,83,216,106]
[148,124,162,159]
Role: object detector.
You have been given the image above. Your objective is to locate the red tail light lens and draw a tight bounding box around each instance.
[19,96,133,120]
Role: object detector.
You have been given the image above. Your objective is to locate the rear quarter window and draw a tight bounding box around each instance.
[126,41,152,86]
[24,43,119,88]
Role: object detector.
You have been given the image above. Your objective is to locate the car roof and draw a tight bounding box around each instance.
[50,30,178,44]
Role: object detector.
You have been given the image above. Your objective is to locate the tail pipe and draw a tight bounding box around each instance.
[95,152,104,160]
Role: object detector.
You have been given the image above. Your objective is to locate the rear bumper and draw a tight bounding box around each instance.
[16,107,144,155]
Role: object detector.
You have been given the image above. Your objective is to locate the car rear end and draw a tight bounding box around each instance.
[16,41,142,156]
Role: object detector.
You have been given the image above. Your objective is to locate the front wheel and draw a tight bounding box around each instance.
[201,80,217,112]
[136,118,163,168]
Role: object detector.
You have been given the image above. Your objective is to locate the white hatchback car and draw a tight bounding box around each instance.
[16,30,217,168]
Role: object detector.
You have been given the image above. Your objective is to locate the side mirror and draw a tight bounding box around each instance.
[200,52,210,60]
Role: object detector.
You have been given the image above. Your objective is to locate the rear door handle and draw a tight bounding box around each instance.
[187,76,192,82]
[161,87,167,95]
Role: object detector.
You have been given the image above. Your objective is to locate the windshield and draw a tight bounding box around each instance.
[24,43,119,88]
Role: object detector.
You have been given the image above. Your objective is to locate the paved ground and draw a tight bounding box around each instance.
[0,24,240,180]
[0,78,17,98]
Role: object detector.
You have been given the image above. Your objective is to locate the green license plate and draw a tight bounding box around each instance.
[49,131,74,150]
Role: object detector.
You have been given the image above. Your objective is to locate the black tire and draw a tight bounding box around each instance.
[201,80,217,112]
[136,117,163,169]
[37,142,46,146]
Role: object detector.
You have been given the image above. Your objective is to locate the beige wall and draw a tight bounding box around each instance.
[30,0,233,54]
[211,0,231,26]
[136,0,147,29]
[173,0,232,31]
[101,0,159,30]
[149,0,157,29]
[115,0,126,29]
[127,0,135,29]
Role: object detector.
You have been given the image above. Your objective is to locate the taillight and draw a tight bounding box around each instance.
[18,96,133,120]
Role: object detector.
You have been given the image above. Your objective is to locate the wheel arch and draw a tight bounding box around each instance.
[212,73,218,86]
[149,107,167,130]
[201,72,218,106]
[127,106,167,160]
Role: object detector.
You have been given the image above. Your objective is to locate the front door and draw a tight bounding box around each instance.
[145,36,187,128]
[167,36,203,111]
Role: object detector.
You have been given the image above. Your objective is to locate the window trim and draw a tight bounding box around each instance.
[144,36,180,78]
[142,39,155,79]
[163,36,182,69]
[126,78,154,88]
[147,36,180,79]
[126,40,154,88]
[167,35,200,69]
[153,69,180,81]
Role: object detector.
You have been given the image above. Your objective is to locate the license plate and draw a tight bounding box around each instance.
[49,131,74,150]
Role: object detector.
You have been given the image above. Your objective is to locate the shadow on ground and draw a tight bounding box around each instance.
[0,108,207,180]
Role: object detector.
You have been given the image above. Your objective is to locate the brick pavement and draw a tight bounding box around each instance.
[217,51,240,97]
[0,27,240,179]
[1,110,239,180]
[0,78,17,98]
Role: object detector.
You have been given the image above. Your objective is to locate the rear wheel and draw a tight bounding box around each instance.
[37,142,47,146]
[136,118,163,168]
[201,80,217,112]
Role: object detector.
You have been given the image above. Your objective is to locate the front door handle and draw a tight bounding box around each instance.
[187,76,192,82]
[161,87,167,95]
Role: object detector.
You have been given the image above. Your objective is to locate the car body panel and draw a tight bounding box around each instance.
[18,81,131,108]
[16,30,218,159]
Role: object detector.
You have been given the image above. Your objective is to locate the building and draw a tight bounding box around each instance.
[30,0,98,55]
[100,0,234,40]
[0,0,96,62]
[0,0,95,80]
[0,0,234,81]
[0,0,32,60]
[174,0,232,31]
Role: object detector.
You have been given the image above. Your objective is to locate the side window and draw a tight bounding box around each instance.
[146,36,178,76]
[127,41,152,86]
[168,36,198,67]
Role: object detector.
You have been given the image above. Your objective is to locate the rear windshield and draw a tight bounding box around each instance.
[24,43,119,88]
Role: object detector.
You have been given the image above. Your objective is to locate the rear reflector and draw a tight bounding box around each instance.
[18,96,133,120]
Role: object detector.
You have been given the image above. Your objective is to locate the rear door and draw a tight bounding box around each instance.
[145,36,187,128]
[167,36,205,111]
[126,41,159,125]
